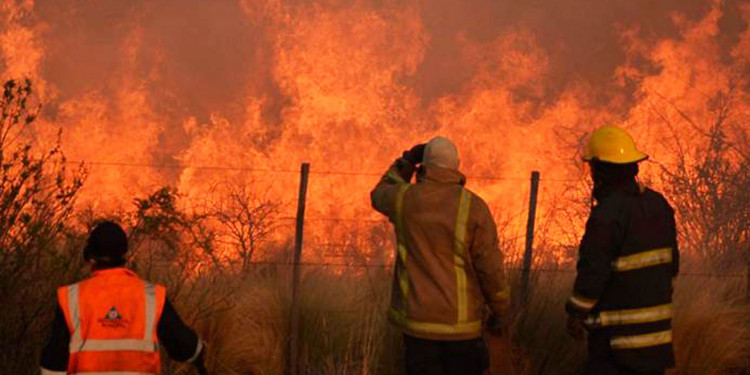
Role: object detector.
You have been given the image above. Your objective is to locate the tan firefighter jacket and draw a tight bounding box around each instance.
[371,158,510,340]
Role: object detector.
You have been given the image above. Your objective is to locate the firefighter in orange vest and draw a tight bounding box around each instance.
[40,221,207,375]
[566,126,679,375]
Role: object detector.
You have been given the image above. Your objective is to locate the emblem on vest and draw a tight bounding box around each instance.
[98,306,128,329]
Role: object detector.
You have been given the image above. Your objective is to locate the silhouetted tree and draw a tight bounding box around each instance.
[0,79,86,371]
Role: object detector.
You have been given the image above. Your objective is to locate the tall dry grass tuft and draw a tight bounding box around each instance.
[204,272,286,375]
[157,259,750,375]
[511,270,585,375]
[296,267,400,375]
[510,266,750,375]
[159,268,287,375]
[157,264,400,375]
[671,276,750,375]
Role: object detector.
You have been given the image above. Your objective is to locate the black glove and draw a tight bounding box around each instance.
[402,144,426,166]
[194,346,208,375]
[566,315,586,341]
[485,313,507,337]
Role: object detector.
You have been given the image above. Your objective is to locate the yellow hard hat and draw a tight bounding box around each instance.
[583,125,648,164]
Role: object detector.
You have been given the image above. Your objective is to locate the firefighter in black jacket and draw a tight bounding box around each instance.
[566,126,679,375]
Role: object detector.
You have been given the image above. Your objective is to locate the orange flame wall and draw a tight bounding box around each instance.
[1,0,749,261]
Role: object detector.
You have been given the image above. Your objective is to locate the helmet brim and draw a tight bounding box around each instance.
[583,153,649,164]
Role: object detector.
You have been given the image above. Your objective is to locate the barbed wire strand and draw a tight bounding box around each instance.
[61,160,745,279]
[64,160,581,182]
[240,260,746,278]
[277,216,388,223]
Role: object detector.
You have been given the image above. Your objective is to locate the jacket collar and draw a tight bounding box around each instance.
[593,179,641,201]
[92,267,136,278]
[417,165,466,186]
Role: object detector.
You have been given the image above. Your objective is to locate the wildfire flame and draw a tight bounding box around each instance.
[1,0,748,264]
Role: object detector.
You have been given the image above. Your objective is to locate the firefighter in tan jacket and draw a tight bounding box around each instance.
[371,136,510,375]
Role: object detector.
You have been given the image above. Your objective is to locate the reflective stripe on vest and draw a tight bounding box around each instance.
[144,282,157,340]
[68,284,83,351]
[610,330,672,349]
[568,294,597,311]
[41,368,66,375]
[67,282,159,354]
[74,339,157,352]
[395,183,412,308]
[388,308,482,335]
[613,248,672,272]
[453,189,473,324]
[187,339,205,363]
[387,170,407,184]
[586,304,673,327]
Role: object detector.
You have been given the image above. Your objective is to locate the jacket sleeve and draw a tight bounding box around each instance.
[370,158,416,220]
[469,198,510,317]
[40,303,70,373]
[566,205,620,318]
[668,205,680,277]
[157,299,204,363]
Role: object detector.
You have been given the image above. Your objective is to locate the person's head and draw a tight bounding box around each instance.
[583,125,647,191]
[589,160,639,190]
[423,136,459,171]
[84,221,128,268]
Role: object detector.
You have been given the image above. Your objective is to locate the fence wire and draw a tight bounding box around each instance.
[240,260,747,279]
[65,159,749,281]
[64,160,581,182]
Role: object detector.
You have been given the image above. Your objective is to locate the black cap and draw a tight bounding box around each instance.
[84,221,128,266]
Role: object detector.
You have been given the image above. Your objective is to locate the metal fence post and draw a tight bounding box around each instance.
[287,163,310,375]
[520,171,541,305]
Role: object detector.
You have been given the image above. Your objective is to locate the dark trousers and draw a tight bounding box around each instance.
[584,356,664,375]
[585,333,665,375]
[403,334,489,375]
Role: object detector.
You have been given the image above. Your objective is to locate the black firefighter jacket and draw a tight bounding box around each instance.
[566,182,680,371]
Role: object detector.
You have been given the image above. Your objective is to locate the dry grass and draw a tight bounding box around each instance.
[158,265,400,375]
[510,269,750,375]
[1,248,745,375]
[511,270,585,375]
[195,272,287,375]
[152,258,750,375]
[670,276,750,375]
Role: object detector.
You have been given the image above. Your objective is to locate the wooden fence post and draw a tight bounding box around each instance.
[520,171,541,305]
[287,163,310,375]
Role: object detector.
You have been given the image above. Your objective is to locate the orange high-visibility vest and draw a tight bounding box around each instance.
[57,268,166,374]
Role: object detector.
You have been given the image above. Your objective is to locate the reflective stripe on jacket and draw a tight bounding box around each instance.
[371,158,510,341]
[57,268,166,375]
[567,184,679,371]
